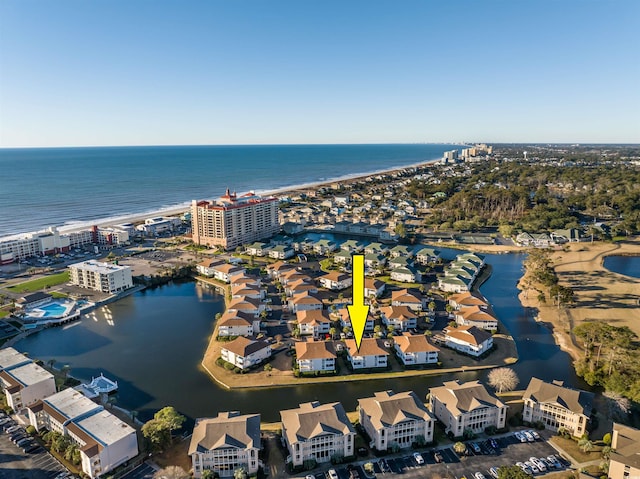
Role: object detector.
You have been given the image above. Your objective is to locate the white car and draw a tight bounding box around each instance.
[413,452,425,465]
[523,431,535,442]
[517,462,532,475]
[547,455,563,469]
[328,469,339,479]
[529,430,541,441]
[530,457,546,472]
[514,432,528,443]
[524,461,539,474]
[489,467,500,479]
[474,472,486,479]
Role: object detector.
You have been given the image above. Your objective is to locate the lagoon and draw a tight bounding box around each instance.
[15,252,585,424]
[603,255,640,278]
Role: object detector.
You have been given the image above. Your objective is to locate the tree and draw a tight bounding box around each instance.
[601,445,612,459]
[263,364,273,372]
[329,327,337,339]
[142,418,170,451]
[497,465,533,479]
[487,367,519,394]
[202,471,216,479]
[428,301,436,312]
[154,466,190,479]
[233,467,248,479]
[602,432,612,446]
[154,406,186,439]
[453,441,467,455]
[578,437,594,453]
[395,222,407,239]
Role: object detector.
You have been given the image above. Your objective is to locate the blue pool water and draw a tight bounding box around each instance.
[38,302,69,317]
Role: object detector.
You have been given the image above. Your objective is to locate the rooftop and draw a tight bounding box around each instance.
[5,362,53,387]
[69,259,130,274]
[281,401,354,444]
[0,347,31,371]
[73,409,136,447]
[189,412,261,454]
[358,390,434,429]
[523,377,594,416]
[44,388,102,423]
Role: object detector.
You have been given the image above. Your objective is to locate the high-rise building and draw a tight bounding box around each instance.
[191,190,279,250]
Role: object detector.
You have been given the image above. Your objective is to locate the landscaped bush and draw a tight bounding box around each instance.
[224,362,235,371]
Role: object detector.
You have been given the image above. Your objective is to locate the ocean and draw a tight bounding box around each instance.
[0,144,456,238]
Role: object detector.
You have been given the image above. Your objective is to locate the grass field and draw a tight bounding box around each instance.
[7,271,70,293]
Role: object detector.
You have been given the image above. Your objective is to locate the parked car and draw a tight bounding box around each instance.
[547,455,563,469]
[434,451,444,463]
[489,467,499,479]
[529,430,541,441]
[328,469,339,479]
[22,442,40,453]
[474,472,486,479]
[413,452,425,465]
[524,461,539,474]
[378,459,390,472]
[522,431,535,442]
[349,469,360,479]
[469,442,481,454]
[530,457,546,472]
[5,425,22,434]
[489,438,499,450]
[516,462,532,475]
[514,431,527,443]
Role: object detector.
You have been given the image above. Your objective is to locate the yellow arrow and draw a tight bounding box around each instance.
[347,254,370,352]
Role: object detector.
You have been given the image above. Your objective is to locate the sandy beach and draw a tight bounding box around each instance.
[21,158,441,238]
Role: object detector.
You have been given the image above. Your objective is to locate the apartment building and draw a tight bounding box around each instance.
[358,390,435,451]
[295,340,337,373]
[429,380,507,437]
[0,348,56,411]
[189,412,261,478]
[281,401,356,467]
[609,423,640,479]
[191,190,279,250]
[27,388,138,478]
[221,337,271,370]
[69,260,133,293]
[522,377,593,437]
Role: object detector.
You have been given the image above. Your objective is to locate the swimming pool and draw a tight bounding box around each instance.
[26,299,76,319]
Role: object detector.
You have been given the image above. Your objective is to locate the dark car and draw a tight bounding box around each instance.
[23,443,40,453]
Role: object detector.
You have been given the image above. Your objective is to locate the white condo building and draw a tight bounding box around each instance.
[281,401,356,467]
[0,348,56,411]
[69,260,133,293]
[189,412,261,478]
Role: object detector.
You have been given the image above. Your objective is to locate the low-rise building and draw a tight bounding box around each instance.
[217,311,260,338]
[296,310,332,338]
[268,245,295,260]
[189,412,261,478]
[246,242,270,257]
[15,292,53,309]
[379,306,418,332]
[448,292,488,310]
[414,247,440,264]
[227,297,265,317]
[0,355,56,411]
[312,239,337,255]
[364,243,388,255]
[333,250,353,265]
[295,340,337,373]
[209,263,246,283]
[231,284,264,300]
[391,289,424,311]
[389,245,414,258]
[334,308,375,332]
[197,259,226,277]
[345,339,389,370]
[281,401,356,467]
[454,306,498,330]
[522,377,593,437]
[288,293,323,313]
[394,333,439,366]
[319,271,352,291]
[609,423,640,479]
[390,266,421,283]
[221,337,271,370]
[364,278,385,299]
[428,380,507,437]
[266,261,296,280]
[358,390,435,451]
[364,253,386,270]
[69,260,132,293]
[27,388,138,478]
[444,325,493,357]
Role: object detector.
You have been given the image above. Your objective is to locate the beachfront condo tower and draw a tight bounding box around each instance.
[191,190,279,250]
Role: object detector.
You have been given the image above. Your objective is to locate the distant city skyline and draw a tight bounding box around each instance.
[1,0,639,148]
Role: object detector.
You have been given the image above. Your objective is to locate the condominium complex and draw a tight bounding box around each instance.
[0,226,129,265]
[428,380,507,437]
[189,412,261,478]
[609,423,640,479]
[26,388,138,478]
[191,190,279,250]
[69,260,133,293]
[281,401,356,467]
[0,348,56,411]
[522,377,593,437]
[358,390,435,451]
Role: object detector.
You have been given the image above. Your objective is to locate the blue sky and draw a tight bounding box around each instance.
[1,0,638,147]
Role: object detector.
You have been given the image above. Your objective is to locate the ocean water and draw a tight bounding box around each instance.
[0,144,455,238]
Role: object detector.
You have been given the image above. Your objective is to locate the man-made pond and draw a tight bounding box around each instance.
[16,252,584,423]
[603,255,640,278]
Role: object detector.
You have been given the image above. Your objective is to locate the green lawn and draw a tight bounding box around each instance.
[7,271,70,293]
[0,310,8,319]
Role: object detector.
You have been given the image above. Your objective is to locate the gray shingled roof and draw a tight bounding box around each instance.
[523,377,593,416]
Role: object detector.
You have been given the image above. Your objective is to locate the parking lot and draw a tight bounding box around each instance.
[305,432,569,479]
[0,423,68,479]
[120,463,156,479]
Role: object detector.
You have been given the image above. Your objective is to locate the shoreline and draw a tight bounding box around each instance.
[1,156,443,239]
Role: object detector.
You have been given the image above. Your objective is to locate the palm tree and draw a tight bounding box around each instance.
[234,467,247,479]
[578,437,594,453]
[453,441,467,455]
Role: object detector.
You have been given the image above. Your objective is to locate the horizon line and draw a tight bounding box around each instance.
[2,141,640,150]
